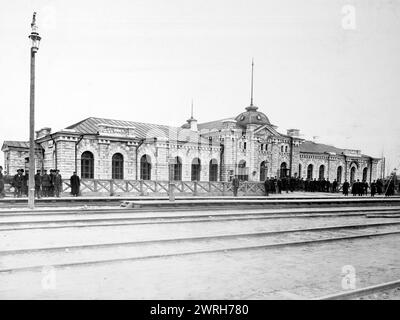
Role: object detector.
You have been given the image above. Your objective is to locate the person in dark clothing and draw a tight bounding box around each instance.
[370,180,377,197]
[376,179,383,195]
[352,180,358,196]
[54,170,63,197]
[271,177,277,194]
[70,172,81,197]
[289,177,295,192]
[332,179,338,193]
[264,178,270,196]
[277,178,282,194]
[0,166,5,198]
[304,179,309,192]
[23,170,29,196]
[49,169,55,197]
[41,170,51,197]
[363,181,369,196]
[326,179,331,193]
[343,180,350,196]
[13,169,24,198]
[232,176,240,197]
[34,169,42,198]
[359,180,364,196]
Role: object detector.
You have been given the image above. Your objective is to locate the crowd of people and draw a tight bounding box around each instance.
[0,168,81,198]
[259,176,396,197]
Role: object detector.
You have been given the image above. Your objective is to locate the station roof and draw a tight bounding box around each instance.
[65,117,213,144]
[1,141,42,151]
[299,141,346,154]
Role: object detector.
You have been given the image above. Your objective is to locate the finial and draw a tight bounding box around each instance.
[191,99,194,119]
[31,12,38,33]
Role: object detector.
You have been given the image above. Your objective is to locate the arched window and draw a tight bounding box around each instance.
[209,159,218,182]
[238,160,248,181]
[298,164,302,178]
[350,167,356,184]
[169,156,182,181]
[337,166,343,184]
[285,146,288,153]
[260,161,267,181]
[319,165,325,180]
[281,146,284,152]
[81,151,94,179]
[362,167,368,182]
[307,164,313,180]
[191,158,201,181]
[112,153,124,179]
[140,154,151,180]
[280,162,288,178]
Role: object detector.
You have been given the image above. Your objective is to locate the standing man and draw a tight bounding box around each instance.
[264,177,270,196]
[0,166,5,198]
[232,175,240,197]
[370,180,377,197]
[34,169,42,198]
[49,169,55,197]
[343,180,350,196]
[54,170,63,198]
[41,169,51,197]
[13,169,24,198]
[352,180,358,196]
[22,170,29,196]
[332,179,338,193]
[70,171,81,197]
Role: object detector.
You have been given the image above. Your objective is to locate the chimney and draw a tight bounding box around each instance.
[287,129,300,137]
[187,118,198,131]
[222,119,237,129]
[35,127,51,139]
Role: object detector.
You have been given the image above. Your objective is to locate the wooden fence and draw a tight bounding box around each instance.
[3,180,266,197]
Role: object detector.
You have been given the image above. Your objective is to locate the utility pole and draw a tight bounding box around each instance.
[28,12,41,209]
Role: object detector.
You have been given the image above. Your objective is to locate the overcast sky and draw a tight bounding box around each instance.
[0,0,399,173]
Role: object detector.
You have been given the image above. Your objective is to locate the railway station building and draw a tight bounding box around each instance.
[2,102,382,185]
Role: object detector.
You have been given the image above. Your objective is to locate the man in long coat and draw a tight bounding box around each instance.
[54,170,63,197]
[343,180,350,196]
[370,180,377,197]
[332,179,338,193]
[13,169,24,198]
[34,169,42,198]
[232,176,240,197]
[0,166,5,198]
[264,178,270,196]
[70,172,81,197]
[41,170,51,197]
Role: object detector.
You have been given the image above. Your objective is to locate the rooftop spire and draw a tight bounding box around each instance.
[245,59,258,112]
[191,99,194,119]
[250,58,254,106]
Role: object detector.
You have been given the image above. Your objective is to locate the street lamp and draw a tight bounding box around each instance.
[28,12,41,209]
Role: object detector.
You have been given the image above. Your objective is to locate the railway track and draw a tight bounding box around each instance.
[1,221,400,274]
[315,279,400,300]
[0,206,399,231]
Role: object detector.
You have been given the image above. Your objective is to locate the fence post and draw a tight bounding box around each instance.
[140,180,144,196]
[110,180,114,196]
[94,180,98,192]
[193,181,198,196]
